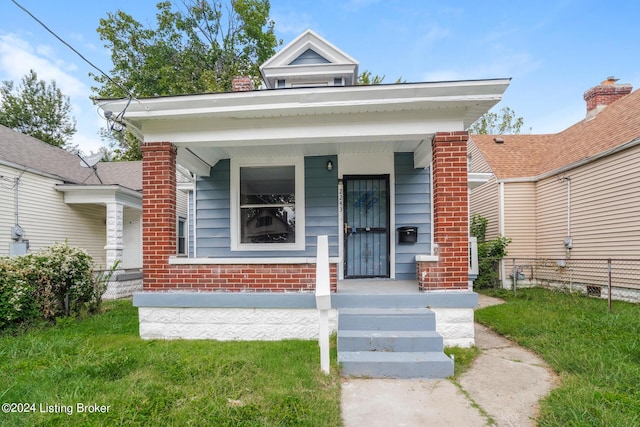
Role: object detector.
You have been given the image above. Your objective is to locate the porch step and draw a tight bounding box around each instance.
[338,351,454,379]
[338,307,436,331]
[337,306,453,379]
[338,330,444,352]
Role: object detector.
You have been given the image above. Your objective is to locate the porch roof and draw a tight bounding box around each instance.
[96,79,510,176]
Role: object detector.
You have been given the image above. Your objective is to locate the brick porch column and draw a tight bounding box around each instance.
[419,131,469,290]
[141,142,177,290]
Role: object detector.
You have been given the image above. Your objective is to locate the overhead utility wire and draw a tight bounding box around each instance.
[10,0,146,113]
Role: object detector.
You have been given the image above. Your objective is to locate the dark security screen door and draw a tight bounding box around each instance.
[344,175,390,278]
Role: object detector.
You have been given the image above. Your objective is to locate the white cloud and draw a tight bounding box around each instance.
[272,11,315,37]
[0,33,88,97]
[0,32,105,154]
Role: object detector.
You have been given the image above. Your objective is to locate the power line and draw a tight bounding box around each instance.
[10,0,142,108]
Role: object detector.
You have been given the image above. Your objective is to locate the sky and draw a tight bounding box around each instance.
[1,0,639,154]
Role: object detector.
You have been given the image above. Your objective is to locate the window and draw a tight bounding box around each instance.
[240,166,295,244]
[231,159,305,250]
[277,79,286,88]
[177,217,186,255]
[333,77,344,86]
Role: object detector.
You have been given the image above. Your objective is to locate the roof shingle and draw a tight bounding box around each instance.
[471,88,640,179]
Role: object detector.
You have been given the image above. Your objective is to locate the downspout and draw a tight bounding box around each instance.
[499,181,506,287]
[563,177,572,257]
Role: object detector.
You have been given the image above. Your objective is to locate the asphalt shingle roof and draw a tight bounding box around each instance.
[471,88,640,179]
[0,124,141,191]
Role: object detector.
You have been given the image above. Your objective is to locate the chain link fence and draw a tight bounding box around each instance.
[480,258,640,306]
[97,268,143,300]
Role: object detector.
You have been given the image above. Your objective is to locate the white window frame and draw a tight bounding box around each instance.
[230,157,305,251]
[177,216,187,255]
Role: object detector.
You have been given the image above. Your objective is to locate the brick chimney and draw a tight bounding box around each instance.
[583,77,632,119]
[231,76,255,92]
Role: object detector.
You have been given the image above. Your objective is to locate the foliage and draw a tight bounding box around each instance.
[471,214,511,289]
[357,70,405,85]
[468,106,528,135]
[0,300,342,426]
[94,0,279,160]
[0,242,107,332]
[470,214,488,243]
[0,70,77,149]
[476,288,640,426]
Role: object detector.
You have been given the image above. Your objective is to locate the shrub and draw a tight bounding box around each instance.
[471,215,511,289]
[0,242,107,332]
[0,258,39,330]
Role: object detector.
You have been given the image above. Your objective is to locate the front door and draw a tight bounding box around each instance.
[343,175,390,278]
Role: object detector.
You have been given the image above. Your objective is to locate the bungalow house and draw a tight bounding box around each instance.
[97,29,510,377]
[469,78,640,296]
[0,124,190,298]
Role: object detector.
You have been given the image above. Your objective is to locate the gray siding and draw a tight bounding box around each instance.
[196,160,231,256]
[195,156,338,258]
[394,153,431,280]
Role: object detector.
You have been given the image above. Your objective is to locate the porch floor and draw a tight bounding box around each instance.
[337,279,420,294]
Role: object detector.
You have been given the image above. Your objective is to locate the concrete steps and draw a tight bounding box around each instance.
[337,307,454,379]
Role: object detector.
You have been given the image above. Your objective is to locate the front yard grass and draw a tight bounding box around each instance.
[0,300,342,426]
[476,288,640,427]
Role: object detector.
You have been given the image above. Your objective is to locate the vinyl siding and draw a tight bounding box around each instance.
[503,182,536,258]
[536,144,640,259]
[196,156,339,258]
[0,165,107,266]
[470,175,500,239]
[394,153,431,280]
[468,140,492,173]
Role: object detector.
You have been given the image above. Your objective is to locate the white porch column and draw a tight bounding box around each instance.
[105,201,124,269]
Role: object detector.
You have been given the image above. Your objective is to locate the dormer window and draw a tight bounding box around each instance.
[259,29,359,89]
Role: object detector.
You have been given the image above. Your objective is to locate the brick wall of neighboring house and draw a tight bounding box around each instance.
[418,131,469,291]
[141,141,338,292]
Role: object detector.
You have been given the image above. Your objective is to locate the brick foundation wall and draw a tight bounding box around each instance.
[148,263,338,292]
[419,131,469,291]
[142,141,337,292]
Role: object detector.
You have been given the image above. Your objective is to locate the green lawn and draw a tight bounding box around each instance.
[476,288,640,427]
[0,300,342,426]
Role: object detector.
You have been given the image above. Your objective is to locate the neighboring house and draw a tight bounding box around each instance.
[470,78,640,284]
[0,124,190,298]
[96,29,510,352]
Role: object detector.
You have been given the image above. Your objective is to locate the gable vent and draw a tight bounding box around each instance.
[289,49,331,65]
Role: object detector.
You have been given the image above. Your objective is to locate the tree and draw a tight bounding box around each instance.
[94,0,279,160]
[0,70,76,149]
[469,106,528,135]
[357,70,405,85]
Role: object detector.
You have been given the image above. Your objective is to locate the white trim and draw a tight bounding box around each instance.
[230,157,305,251]
[193,175,198,258]
[415,254,439,262]
[430,166,435,255]
[337,181,344,281]
[169,257,341,265]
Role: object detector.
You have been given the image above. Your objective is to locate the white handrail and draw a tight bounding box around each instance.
[315,235,331,374]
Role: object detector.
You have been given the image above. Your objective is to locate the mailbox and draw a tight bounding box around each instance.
[398,226,418,244]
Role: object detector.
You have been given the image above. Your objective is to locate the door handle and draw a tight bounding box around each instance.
[344,223,349,234]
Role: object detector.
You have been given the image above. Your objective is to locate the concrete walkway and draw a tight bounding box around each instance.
[341,295,558,426]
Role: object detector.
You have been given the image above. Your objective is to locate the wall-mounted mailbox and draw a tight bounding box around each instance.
[398,226,418,244]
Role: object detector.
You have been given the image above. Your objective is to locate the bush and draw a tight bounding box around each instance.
[471,215,511,289]
[0,242,107,332]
